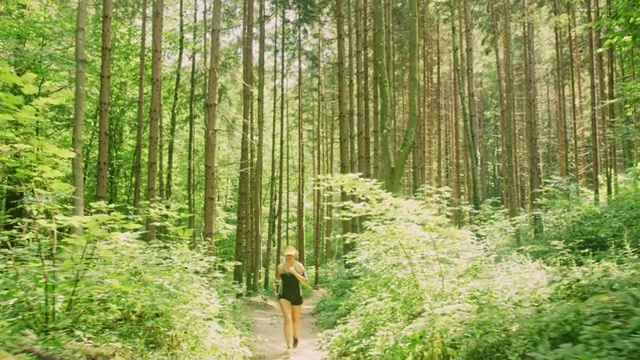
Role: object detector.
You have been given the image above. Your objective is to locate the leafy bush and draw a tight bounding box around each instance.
[315,176,550,359]
[0,206,252,359]
[0,65,251,359]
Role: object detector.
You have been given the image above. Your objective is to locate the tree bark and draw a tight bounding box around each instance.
[235,0,254,286]
[187,0,196,245]
[204,0,222,255]
[337,0,352,256]
[166,0,185,201]
[133,0,147,209]
[96,0,112,202]
[264,0,278,293]
[585,0,600,202]
[253,0,266,294]
[147,0,163,241]
[296,22,305,265]
[73,0,87,232]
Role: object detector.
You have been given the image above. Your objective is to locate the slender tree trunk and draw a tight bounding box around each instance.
[478,82,487,197]
[633,50,638,164]
[553,0,569,178]
[337,0,352,257]
[585,0,600,202]
[437,18,443,188]
[297,23,305,265]
[567,0,580,184]
[253,0,265,294]
[73,0,87,233]
[389,0,419,193]
[96,0,112,202]
[356,0,365,176]
[166,0,185,201]
[314,22,323,287]
[133,0,147,209]
[594,0,610,198]
[570,4,588,185]
[147,0,163,241]
[605,0,617,194]
[462,0,480,209]
[348,0,357,174]
[524,0,542,233]
[324,67,334,262]
[236,0,254,286]
[204,0,222,255]
[264,0,278,293]
[503,0,518,217]
[187,0,196,245]
[451,62,461,226]
[373,0,392,188]
[276,0,286,273]
[363,0,371,178]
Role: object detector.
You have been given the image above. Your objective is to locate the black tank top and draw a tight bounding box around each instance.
[280,261,302,299]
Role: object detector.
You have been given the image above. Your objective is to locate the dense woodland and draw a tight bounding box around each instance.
[1,0,639,358]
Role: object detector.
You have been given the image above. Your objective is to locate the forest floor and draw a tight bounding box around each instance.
[248,289,327,360]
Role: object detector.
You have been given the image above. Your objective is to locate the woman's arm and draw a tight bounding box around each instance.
[291,263,309,287]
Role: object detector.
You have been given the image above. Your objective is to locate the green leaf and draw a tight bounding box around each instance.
[21,84,38,95]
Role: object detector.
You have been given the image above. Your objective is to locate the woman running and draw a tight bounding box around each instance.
[275,245,309,349]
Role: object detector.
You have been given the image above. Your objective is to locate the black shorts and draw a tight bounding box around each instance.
[278,294,303,306]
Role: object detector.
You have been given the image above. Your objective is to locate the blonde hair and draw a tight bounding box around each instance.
[283,245,298,257]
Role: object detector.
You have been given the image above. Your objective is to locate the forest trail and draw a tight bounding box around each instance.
[248,290,327,360]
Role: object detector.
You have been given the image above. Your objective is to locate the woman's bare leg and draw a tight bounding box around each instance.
[292,304,302,347]
[279,299,293,348]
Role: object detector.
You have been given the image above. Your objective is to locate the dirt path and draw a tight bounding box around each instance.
[248,290,327,360]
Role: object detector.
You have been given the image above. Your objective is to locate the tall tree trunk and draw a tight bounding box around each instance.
[204,0,222,255]
[147,0,163,241]
[373,0,392,189]
[570,4,588,185]
[337,0,351,256]
[451,64,461,226]
[96,0,112,202]
[356,0,365,176]
[524,0,542,233]
[605,0,617,194]
[363,0,371,178]
[314,22,323,287]
[567,0,580,184]
[166,0,185,201]
[585,0,600,202]
[73,0,87,233]
[389,0,419,193]
[133,0,147,209]
[503,0,517,217]
[324,67,334,261]
[462,0,480,209]
[491,0,517,217]
[296,23,305,265]
[236,0,254,285]
[253,0,265,295]
[264,0,278,293]
[348,0,357,174]
[276,0,286,273]
[594,0,610,198]
[187,0,196,245]
[633,50,638,165]
[436,18,443,188]
[553,0,569,178]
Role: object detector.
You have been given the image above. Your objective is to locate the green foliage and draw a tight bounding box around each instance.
[0,64,251,359]
[315,175,640,359]
[315,176,550,359]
